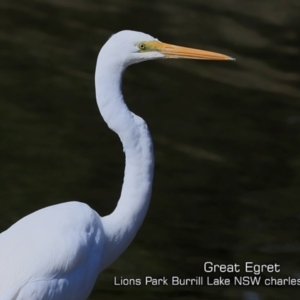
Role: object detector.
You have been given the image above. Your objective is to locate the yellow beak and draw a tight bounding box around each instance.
[149,41,234,61]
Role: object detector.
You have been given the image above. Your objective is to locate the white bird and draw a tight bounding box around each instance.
[0,30,233,300]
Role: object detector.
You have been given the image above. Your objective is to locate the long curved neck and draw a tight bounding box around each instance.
[95,55,154,271]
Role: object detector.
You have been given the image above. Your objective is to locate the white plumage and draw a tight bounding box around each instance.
[0,30,232,299]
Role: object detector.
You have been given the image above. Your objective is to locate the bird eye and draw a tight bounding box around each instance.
[138,43,147,51]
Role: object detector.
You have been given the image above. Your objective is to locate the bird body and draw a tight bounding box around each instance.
[0,30,233,299]
[0,202,103,299]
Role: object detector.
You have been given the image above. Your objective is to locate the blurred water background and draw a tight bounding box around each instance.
[0,0,300,299]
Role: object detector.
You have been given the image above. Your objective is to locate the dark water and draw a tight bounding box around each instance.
[1,0,300,299]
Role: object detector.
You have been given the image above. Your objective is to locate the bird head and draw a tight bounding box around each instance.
[99,30,234,68]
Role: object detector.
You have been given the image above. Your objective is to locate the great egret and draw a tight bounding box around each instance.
[0,30,233,300]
